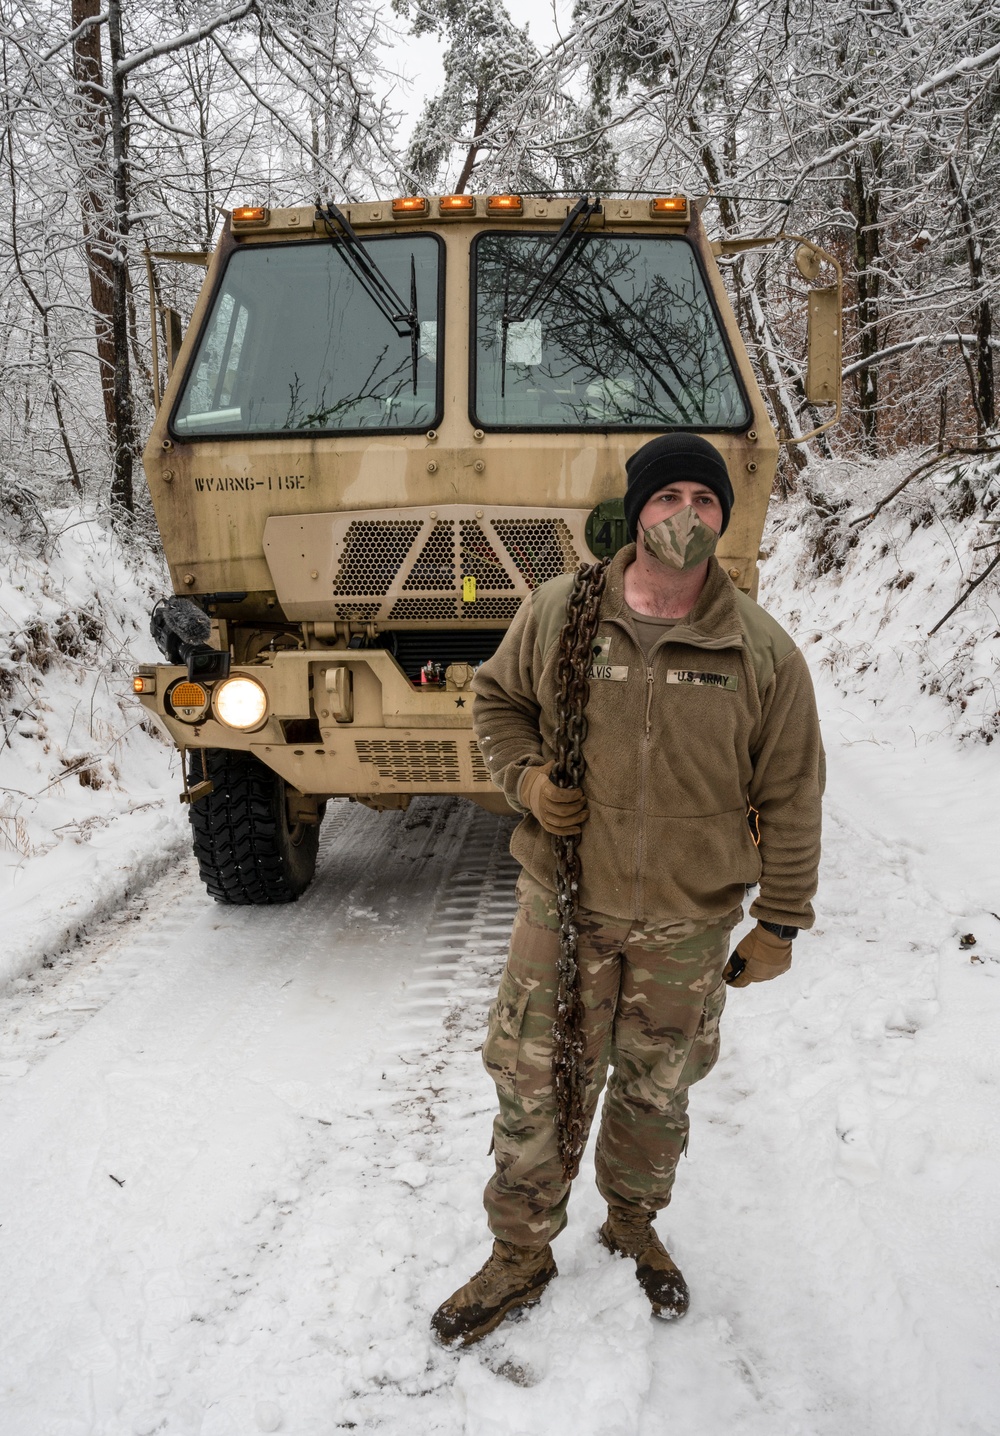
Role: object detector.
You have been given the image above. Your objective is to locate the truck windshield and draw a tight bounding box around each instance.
[172,236,442,437]
[472,232,750,430]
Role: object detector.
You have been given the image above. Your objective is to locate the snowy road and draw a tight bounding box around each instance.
[1,745,999,1436]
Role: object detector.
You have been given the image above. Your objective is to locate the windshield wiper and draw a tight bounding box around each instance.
[316,199,420,395]
[500,195,602,396]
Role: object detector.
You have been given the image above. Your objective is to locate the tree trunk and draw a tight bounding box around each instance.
[948,156,995,433]
[106,0,136,514]
[737,268,811,480]
[71,0,118,478]
[847,143,883,454]
[689,112,813,474]
[71,0,135,513]
[454,87,487,193]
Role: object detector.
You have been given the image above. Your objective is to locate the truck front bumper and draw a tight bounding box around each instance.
[135,648,511,807]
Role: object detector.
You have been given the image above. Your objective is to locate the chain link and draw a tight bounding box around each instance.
[551,559,609,1180]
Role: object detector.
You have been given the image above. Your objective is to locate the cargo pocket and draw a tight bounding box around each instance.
[679,979,727,1089]
[482,966,531,1098]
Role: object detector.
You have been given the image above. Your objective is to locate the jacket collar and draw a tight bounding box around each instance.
[603,546,744,653]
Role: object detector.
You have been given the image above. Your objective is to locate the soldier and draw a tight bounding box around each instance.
[431,433,824,1347]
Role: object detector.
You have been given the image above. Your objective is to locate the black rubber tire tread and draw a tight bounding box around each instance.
[188,748,320,905]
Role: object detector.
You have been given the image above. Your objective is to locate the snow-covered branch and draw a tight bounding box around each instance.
[843,335,1000,379]
[116,0,258,78]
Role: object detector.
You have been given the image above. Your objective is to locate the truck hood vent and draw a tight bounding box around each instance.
[263,505,590,624]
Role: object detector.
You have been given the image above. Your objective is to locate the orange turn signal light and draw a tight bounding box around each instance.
[133,673,153,695]
[392,196,428,214]
[487,194,523,214]
[439,194,476,212]
[650,196,688,216]
[232,205,268,224]
[171,682,208,709]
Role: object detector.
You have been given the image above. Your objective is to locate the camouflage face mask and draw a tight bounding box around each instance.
[641,504,720,571]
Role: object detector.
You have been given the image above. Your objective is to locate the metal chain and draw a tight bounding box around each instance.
[551,558,609,1180]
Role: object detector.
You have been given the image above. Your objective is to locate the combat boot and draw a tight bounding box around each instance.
[599,1206,690,1319]
[430,1240,557,1347]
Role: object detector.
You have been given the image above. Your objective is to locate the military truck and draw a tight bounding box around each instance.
[134,192,841,904]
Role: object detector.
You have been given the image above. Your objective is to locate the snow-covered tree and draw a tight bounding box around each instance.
[0,0,399,516]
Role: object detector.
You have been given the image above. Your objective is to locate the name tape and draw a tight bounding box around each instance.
[587,664,629,681]
[666,670,738,691]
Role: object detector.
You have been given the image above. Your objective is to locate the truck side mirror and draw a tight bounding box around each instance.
[165,309,184,377]
[711,231,843,442]
[805,286,841,407]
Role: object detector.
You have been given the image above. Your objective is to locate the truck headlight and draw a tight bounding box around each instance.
[213,675,268,730]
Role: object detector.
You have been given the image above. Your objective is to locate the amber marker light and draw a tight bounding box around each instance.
[167,678,211,723]
[650,196,688,216]
[232,205,268,224]
[132,674,147,694]
[171,682,208,709]
[440,194,475,212]
[391,196,428,214]
[487,194,523,214]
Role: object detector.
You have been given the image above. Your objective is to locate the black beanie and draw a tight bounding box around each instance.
[623,434,734,540]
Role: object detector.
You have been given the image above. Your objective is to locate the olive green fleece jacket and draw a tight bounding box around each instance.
[472,546,824,927]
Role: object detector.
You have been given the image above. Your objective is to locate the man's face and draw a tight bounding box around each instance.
[638,480,724,536]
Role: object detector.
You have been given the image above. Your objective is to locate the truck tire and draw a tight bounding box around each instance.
[188,748,321,904]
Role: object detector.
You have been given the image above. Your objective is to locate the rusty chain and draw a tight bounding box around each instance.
[551,558,609,1180]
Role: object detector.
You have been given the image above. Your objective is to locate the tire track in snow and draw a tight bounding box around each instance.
[2,766,997,1435]
[135,806,526,1434]
[0,796,507,1435]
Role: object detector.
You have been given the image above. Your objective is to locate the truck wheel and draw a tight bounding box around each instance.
[188,748,321,904]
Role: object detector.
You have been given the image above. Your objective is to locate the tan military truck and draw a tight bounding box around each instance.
[134,193,841,903]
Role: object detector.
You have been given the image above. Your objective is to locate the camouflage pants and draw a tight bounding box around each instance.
[483,872,739,1250]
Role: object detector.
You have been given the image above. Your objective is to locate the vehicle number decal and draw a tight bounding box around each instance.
[192,474,306,493]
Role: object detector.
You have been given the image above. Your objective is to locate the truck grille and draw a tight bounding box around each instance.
[336,514,576,606]
[468,596,522,620]
[402,521,456,590]
[263,506,590,625]
[470,741,490,783]
[388,597,458,620]
[491,518,578,589]
[355,739,461,784]
[460,519,515,588]
[385,629,507,679]
[332,519,422,596]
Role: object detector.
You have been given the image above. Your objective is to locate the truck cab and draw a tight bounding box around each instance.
[135,192,839,903]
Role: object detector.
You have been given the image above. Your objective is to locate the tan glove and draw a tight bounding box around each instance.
[724,922,793,988]
[519,761,589,835]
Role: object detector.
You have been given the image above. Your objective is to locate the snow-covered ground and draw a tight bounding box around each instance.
[0,510,187,987]
[1,463,999,1434]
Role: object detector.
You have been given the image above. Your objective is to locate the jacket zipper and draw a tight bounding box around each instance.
[633,662,655,916]
[604,596,747,919]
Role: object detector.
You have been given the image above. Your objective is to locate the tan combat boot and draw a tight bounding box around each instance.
[599,1206,690,1319]
[430,1240,557,1347]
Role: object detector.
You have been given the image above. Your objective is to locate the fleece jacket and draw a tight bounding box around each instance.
[471,545,825,927]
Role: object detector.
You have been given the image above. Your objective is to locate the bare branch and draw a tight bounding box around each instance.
[929,550,1000,634]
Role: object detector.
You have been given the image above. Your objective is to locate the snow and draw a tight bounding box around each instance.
[1,468,999,1433]
[762,451,1000,746]
[0,510,188,987]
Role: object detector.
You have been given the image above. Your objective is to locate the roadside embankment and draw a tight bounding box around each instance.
[0,504,186,987]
